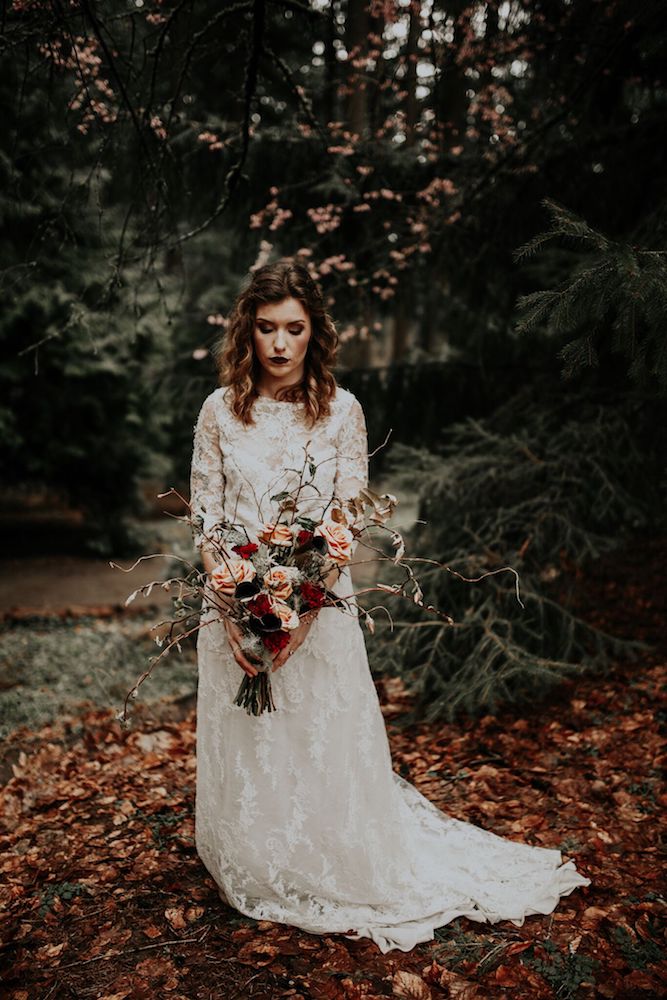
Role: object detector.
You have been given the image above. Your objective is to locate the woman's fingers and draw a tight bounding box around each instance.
[237,655,258,677]
[272,644,298,672]
[271,653,281,673]
[223,616,304,676]
[236,648,259,676]
[274,621,312,671]
[222,619,260,677]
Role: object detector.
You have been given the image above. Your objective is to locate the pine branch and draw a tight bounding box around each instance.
[513,203,667,391]
[366,387,662,723]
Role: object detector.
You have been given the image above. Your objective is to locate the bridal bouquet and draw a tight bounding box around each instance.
[112,479,413,721]
[199,505,364,715]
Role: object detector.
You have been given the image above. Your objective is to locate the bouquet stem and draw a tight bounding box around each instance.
[234,670,276,716]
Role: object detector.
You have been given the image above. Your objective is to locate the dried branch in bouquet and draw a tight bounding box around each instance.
[335,528,525,636]
[367,384,660,725]
[113,435,526,723]
[109,550,238,723]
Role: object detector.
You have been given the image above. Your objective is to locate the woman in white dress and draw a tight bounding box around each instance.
[189,259,591,954]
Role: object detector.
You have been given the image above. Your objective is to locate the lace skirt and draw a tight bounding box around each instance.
[194,566,591,953]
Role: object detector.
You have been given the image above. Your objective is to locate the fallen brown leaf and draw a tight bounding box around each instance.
[164,906,187,930]
[236,939,280,966]
[392,969,431,999]
[429,966,482,999]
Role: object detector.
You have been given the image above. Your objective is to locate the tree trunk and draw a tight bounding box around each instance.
[323,0,338,125]
[432,0,468,151]
[405,0,421,147]
[391,286,411,362]
[344,0,371,139]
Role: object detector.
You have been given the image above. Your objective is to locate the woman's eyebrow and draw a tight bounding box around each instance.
[256,317,305,324]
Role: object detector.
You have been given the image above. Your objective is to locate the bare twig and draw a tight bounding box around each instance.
[58,934,204,970]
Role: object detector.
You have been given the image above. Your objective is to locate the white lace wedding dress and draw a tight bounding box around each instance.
[189,384,591,954]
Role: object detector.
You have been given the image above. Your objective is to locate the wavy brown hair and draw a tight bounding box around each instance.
[213,258,340,428]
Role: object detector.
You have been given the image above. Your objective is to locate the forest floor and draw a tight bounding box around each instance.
[0,533,665,1000]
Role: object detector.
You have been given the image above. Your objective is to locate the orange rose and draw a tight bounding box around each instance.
[257,521,293,546]
[209,558,256,596]
[313,518,354,565]
[263,565,299,600]
[272,600,300,630]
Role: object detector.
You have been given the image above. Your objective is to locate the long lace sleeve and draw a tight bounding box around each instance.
[189,394,226,552]
[334,394,369,501]
[334,394,369,555]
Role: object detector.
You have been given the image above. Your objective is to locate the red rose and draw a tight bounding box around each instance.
[261,630,291,654]
[299,581,327,610]
[296,529,314,546]
[233,542,259,559]
[247,593,273,617]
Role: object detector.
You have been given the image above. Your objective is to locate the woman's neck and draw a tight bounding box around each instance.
[255,379,303,400]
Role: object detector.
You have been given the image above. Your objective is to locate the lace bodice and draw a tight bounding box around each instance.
[189,385,368,552]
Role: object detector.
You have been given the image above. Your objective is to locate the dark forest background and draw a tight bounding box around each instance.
[1,0,666,720]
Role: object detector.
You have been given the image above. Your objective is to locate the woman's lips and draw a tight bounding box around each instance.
[269,357,289,364]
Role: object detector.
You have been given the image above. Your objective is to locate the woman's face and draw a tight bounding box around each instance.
[252,296,313,392]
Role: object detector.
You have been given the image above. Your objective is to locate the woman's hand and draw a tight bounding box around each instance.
[201,561,259,677]
[271,612,317,672]
[222,616,262,678]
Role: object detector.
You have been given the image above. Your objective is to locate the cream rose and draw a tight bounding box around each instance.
[272,600,300,630]
[313,518,354,565]
[263,565,299,600]
[209,558,256,596]
[257,521,293,546]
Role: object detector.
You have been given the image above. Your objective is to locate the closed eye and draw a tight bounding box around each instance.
[258,325,304,335]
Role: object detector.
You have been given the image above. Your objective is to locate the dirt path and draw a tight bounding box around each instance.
[0,519,183,617]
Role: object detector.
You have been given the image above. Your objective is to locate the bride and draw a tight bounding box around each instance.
[189,258,591,954]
